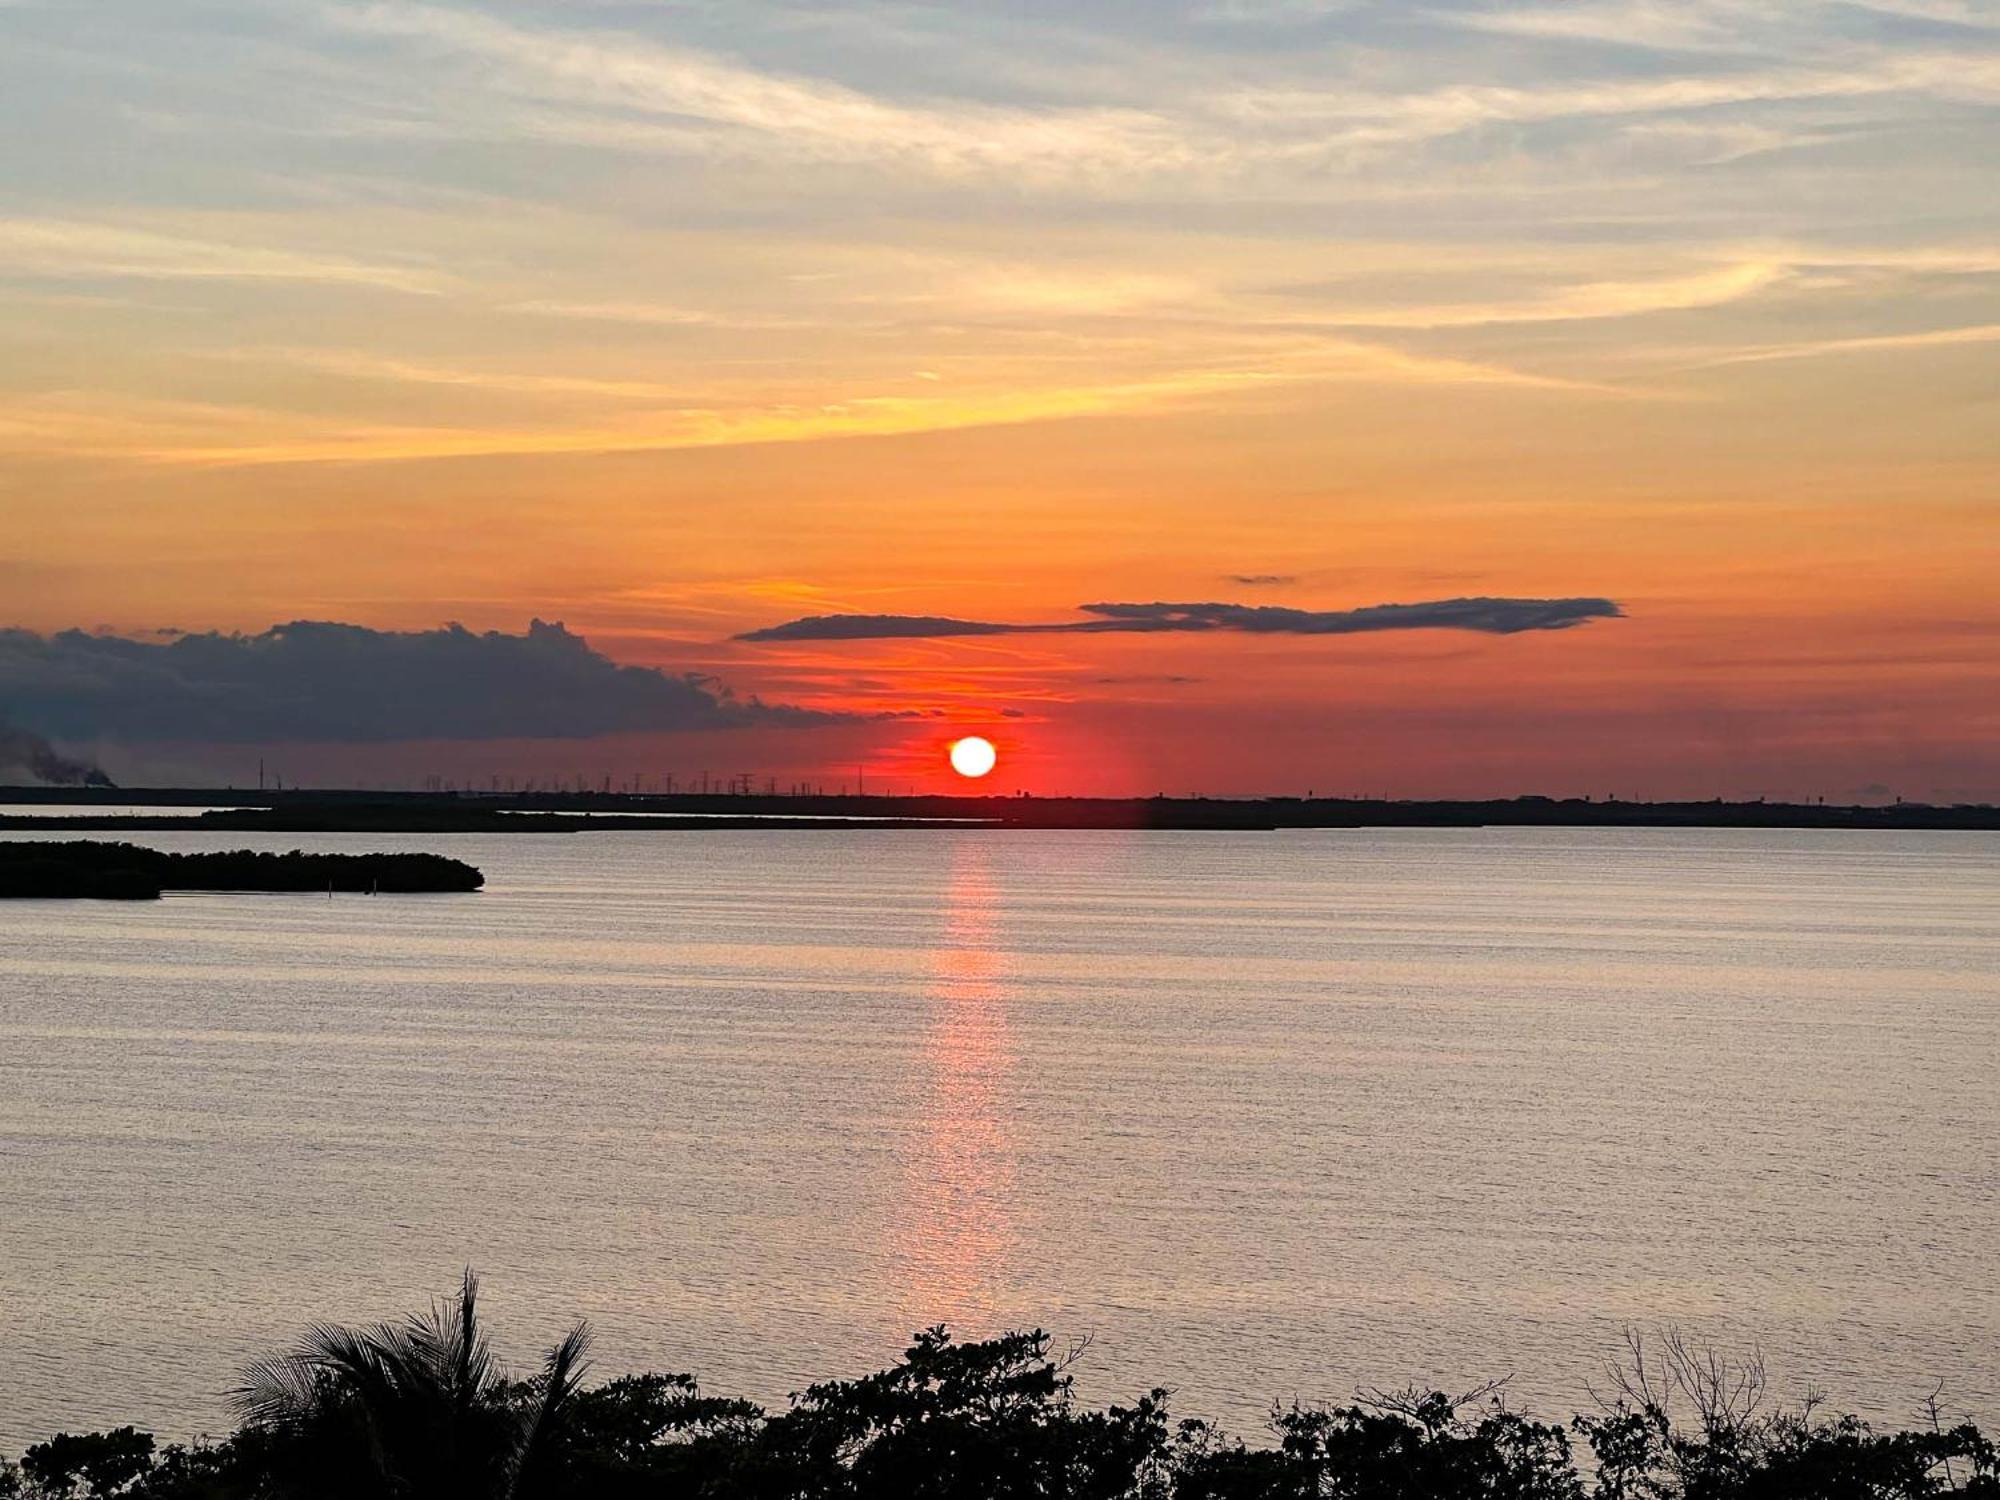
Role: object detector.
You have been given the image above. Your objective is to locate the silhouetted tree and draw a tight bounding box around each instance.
[546,1372,764,1497]
[230,1270,588,1500]
[1175,1382,1581,1500]
[746,1327,1174,1500]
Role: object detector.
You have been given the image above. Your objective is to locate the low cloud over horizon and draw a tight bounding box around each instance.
[738,596,1624,643]
[0,619,843,744]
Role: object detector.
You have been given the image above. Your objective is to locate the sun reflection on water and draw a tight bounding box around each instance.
[889,839,1021,1334]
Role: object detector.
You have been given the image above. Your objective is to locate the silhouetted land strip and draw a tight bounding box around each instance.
[0,840,482,899]
[4,785,1998,832]
[3,1272,1994,1498]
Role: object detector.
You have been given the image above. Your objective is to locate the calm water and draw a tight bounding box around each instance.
[2,827,1996,1449]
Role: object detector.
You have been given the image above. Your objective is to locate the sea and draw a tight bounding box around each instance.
[1,825,1995,1450]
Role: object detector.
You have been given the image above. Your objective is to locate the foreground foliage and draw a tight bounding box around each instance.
[4,1275,1992,1499]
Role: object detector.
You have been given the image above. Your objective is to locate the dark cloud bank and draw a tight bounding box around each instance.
[0,619,837,745]
[1,600,1620,756]
[738,596,1623,643]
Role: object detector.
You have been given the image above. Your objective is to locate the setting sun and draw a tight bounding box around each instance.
[949,736,998,779]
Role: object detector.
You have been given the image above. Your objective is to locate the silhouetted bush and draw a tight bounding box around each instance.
[0,842,481,898]
[2,1277,1992,1499]
[15,1429,155,1499]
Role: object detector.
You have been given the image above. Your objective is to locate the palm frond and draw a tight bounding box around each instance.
[503,1321,594,1500]
[231,1352,328,1430]
[448,1267,497,1408]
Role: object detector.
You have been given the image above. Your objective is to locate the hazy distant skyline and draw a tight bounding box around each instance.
[4,0,1997,796]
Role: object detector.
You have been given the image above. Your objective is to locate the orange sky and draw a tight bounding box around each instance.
[3,1,1997,799]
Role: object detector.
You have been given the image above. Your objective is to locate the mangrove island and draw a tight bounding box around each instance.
[0,841,483,900]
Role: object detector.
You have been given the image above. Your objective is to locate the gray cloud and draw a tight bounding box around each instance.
[0,619,844,744]
[1228,574,1297,586]
[738,596,1623,642]
[740,614,1024,642]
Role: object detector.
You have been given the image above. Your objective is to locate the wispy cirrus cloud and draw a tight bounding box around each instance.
[1448,0,2000,50]
[326,2,1198,183]
[1213,51,2000,154]
[1279,260,1791,329]
[227,347,704,402]
[737,597,1625,642]
[1,330,1613,468]
[506,299,806,331]
[1693,321,2000,366]
[321,2,2000,187]
[0,218,447,293]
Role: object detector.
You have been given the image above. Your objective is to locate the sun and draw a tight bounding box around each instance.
[948,736,998,779]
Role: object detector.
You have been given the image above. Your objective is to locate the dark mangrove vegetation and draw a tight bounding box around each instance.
[0,841,482,899]
[3,1274,1992,1499]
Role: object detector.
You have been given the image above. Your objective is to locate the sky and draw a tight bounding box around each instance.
[2,0,1996,798]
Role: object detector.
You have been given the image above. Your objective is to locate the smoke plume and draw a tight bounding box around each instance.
[0,721,115,787]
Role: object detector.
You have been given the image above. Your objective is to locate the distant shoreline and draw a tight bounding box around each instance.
[3,786,1996,831]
